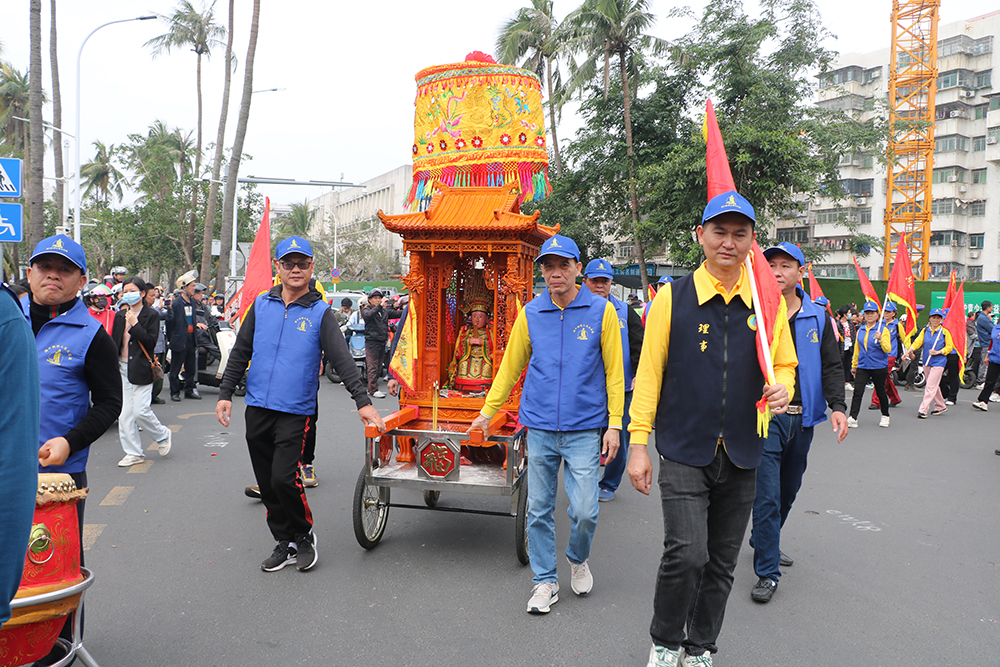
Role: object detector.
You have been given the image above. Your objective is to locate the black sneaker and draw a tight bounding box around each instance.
[868,404,880,410]
[296,533,318,572]
[261,541,296,572]
[185,390,202,400]
[170,394,181,402]
[244,485,261,499]
[779,551,794,567]
[751,577,777,603]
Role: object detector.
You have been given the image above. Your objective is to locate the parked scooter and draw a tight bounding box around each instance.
[327,323,367,383]
[196,319,246,395]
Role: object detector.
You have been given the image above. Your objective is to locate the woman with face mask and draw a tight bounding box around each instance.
[111,277,172,466]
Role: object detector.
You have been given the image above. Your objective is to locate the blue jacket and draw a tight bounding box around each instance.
[855,322,889,370]
[988,324,1000,364]
[977,311,993,348]
[917,326,950,368]
[23,298,104,473]
[610,295,634,390]
[520,285,610,431]
[792,289,828,428]
[244,288,330,415]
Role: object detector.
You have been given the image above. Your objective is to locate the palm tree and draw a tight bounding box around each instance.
[217,0,260,291]
[125,121,193,201]
[274,201,314,237]
[81,140,125,203]
[496,0,568,178]
[50,0,66,228]
[28,0,44,250]
[565,0,673,294]
[0,62,30,151]
[199,0,235,282]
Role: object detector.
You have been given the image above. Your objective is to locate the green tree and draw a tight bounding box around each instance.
[563,0,674,293]
[80,140,126,203]
[0,62,30,150]
[273,200,314,237]
[496,0,568,177]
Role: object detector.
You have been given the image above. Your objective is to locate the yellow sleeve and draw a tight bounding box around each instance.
[899,323,912,349]
[772,312,798,400]
[941,329,955,356]
[627,284,672,446]
[852,333,860,369]
[910,329,924,351]
[480,308,532,418]
[600,302,624,429]
[879,326,891,353]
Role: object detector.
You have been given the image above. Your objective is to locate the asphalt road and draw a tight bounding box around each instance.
[69,379,1000,667]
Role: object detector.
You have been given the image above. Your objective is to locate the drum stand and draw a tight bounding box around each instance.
[8,568,101,667]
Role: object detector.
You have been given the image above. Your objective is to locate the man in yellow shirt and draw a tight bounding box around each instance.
[469,234,623,615]
[627,191,797,667]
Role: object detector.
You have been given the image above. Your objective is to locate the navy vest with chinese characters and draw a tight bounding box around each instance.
[520,285,609,432]
[654,274,765,469]
[245,291,328,415]
[22,297,104,474]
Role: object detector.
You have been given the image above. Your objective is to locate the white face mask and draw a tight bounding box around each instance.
[122,291,142,306]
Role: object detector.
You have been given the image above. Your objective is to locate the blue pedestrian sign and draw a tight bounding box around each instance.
[0,158,22,198]
[0,203,23,242]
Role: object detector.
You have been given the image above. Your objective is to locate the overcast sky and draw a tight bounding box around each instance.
[1,0,990,209]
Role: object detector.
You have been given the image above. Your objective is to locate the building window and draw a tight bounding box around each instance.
[976,104,989,119]
[862,155,874,169]
[970,233,985,249]
[975,70,992,89]
[931,199,956,215]
[974,136,987,152]
[618,244,633,258]
[970,266,983,281]
[973,168,988,184]
[813,264,852,278]
[972,36,993,56]
[929,262,964,278]
[932,167,968,183]
[859,208,872,225]
[971,201,986,216]
[935,135,969,152]
[778,228,809,244]
[930,231,966,247]
[990,128,1000,142]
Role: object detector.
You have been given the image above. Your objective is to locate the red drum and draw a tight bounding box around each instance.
[0,473,86,667]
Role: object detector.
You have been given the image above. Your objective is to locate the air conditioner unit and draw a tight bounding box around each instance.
[959,185,968,193]
[857,197,867,205]
[971,250,981,259]
[961,90,976,98]
[950,110,966,118]
[852,160,862,166]
[988,137,998,145]
[948,175,959,182]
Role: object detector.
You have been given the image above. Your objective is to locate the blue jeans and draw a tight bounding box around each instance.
[651,448,756,655]
[526,428,601,585]
[750,412,813,582]
[600,391,632,492]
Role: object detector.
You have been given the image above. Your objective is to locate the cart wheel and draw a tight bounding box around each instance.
[514,475,529,566]
[353,466,389,549]
[422,490,440,507]
[326,363,341,384]
[961,369,977,390]
[914,371,926,389]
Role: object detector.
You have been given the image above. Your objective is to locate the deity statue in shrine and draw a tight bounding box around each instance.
[447,278,495,393]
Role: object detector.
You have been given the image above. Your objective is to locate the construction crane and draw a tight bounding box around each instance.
[882,0,941,280]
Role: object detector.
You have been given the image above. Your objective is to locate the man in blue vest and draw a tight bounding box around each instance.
[749,242,848,604]
[23,234,122,663]
[469,234,624,615]
[217,236,385,573]
[582,259,643,502]
[628,192,797,667]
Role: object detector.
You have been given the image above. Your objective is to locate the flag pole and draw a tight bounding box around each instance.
[744,253,776,385]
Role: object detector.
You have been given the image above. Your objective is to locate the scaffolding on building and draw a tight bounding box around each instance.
[883,0,941,280]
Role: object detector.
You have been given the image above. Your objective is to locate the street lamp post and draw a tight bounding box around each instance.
[74,15,156,243]
[13,117,74,226]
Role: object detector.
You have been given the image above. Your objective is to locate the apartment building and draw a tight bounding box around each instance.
[775,10,999,281]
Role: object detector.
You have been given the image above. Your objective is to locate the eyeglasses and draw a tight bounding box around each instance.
[279,260,313,270]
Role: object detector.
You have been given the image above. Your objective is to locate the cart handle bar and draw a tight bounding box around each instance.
[365,405,420,438]
[468,411,509,444]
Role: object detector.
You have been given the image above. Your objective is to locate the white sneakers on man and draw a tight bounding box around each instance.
[879,415,890,428]
[158,431,172,456]
[118,455,144,467]
[847,417,858,428]
[973,401,989,411]
[568,558,593,595]
[526,581,558,614]
[647,645,683,667]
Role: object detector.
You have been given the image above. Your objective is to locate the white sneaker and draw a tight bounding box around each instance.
[973,401,989,411]
[945,399,955,406]
[371,390,386,399]
[879,415,890,428]
[847,417,858,428]
[991,393,1000,403]
[683,651,714,667]
[845,383,853,391]
[158,431,172,457]
[526,581,558,614]
[647,644,683,667]
[568,557,593,595]
[118,454,145,467]
[975,383,985,390]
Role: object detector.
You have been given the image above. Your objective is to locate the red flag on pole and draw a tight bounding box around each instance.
[703,99,785,437]
[886,234,918,338]
[237,197,273,321]
[943,270,957,310]
[941,279,966,376]
[806,263,834,318]
[852,256,880,305]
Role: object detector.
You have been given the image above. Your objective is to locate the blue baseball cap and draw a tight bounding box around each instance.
[863,300,880,312]
[702,190,756,227]
[536,234,580,262]
[658,275,673,285]
[29,234,87,273]
[884,301,897,312]
[275,236,313,260]
[929,307,945,318]
[762,241,806,266]
[814,295,829,306]
[584,258,613,280]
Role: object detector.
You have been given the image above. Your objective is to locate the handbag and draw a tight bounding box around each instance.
[138,341,164,382]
